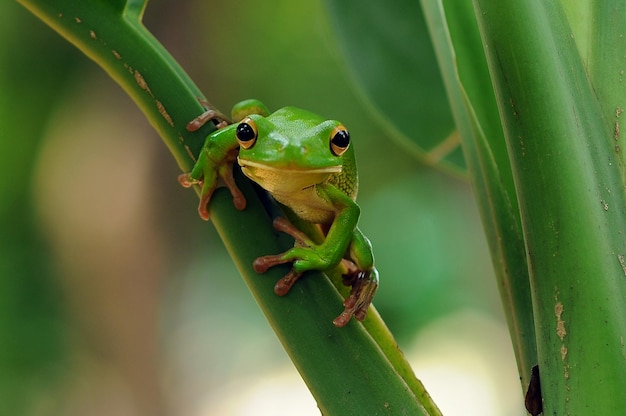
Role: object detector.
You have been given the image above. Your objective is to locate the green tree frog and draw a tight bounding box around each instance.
[179,99,378,327]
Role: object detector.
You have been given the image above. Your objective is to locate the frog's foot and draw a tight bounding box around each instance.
[333,268,379,327]
[275,269,304,296]
[187,98,231,131]
[253,218,318,296]
[253,255,304,296]
[178,173,214,220]
[219,152,247,212]
[178,172,200,188]
[178,148,245,221]
[254,217,376,326]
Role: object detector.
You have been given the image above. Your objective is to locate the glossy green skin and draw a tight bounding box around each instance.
[238,107,357,224]
[180,99,378,326]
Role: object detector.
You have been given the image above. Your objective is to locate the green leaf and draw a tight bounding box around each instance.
[325,0,464,173]
[420,0,536,388]
[19,0,439,413]
[583,1,626,174]
[473,0,626,413]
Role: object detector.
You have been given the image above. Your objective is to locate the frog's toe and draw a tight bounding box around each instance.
[253,253,291,273]
[178,172,199,188]
[333,269,378,327]
[274,269,304,296]
[254,254,304,295]
[219,161,246,211]
[186,100,230,132]
[197,193,212,221]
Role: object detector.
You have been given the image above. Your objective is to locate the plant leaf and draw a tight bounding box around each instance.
[18,0,438,413]
[325,0,464,173]
[420,0,537,388]
[473,0,626,413]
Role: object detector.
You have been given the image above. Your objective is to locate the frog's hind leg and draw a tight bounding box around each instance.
[333,229,379,327]
[270,217,315,247]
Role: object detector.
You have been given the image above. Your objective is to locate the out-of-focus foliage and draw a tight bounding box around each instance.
[4,0,509,414]
[0,3,80,414]
[325,0,464,173]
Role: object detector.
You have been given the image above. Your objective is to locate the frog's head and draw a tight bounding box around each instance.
[236,107,350,194]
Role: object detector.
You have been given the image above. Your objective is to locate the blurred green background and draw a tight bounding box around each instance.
[3,1,523,415]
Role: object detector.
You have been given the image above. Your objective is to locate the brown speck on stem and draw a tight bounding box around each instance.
[89,30,97,40]
[112,50,122,60]
[601,199,609,210]
[184,145,196,162]
[616,108,623,138]
[74,17,82,23]
[134,70,150,94]
[156,100,174,127]
[618,254,626,276]
[555,301,566,341]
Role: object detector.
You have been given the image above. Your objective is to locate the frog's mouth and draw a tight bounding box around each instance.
[238,158,341,194]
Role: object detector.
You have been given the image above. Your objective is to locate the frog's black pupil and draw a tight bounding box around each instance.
[332,130,350,148]
[237,123,256,142]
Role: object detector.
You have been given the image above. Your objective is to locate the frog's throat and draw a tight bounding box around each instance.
[238,157,342,194]
[237,158,342,175]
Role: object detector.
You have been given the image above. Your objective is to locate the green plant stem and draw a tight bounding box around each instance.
[19,0,438,414]
[420,0,537,389]
[474,0,626,413]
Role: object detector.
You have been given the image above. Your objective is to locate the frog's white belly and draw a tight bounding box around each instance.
[271,186,335,224]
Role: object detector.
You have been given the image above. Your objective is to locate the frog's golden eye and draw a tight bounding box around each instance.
[330,125,350,156]
[236,117,258,149]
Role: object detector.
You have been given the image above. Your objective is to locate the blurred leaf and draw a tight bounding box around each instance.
[0,3,79,414]
[364,169,497,338]
[324,0,464,173]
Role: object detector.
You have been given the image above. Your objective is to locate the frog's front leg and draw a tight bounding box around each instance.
[179,126,245,220]
[253,217,315,295]
[256,184,357,274]
[254,217,378,327]
[254,184,376,326]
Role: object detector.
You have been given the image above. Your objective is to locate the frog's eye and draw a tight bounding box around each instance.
[236,117,258,149]
[330,125,350,156]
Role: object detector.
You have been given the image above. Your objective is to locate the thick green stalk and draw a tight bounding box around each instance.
[420,0,537,388]
[19,0,436,414]
[585,1,626,173]
[474,0,626,413]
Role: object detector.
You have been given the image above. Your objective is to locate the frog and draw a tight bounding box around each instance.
[179,99,378,327]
